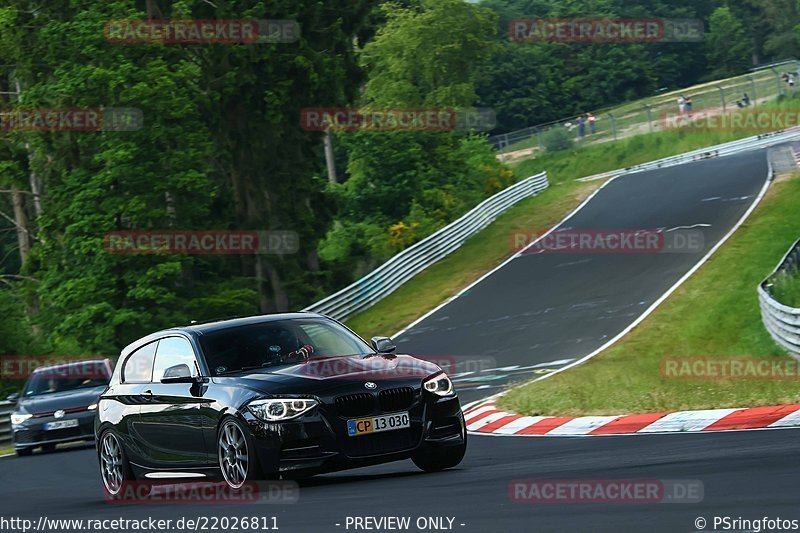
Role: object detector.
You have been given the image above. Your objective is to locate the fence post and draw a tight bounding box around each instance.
[771,67,784,97]
[645,104,653,133]
[747,75,757,107]
[608,113,617,141]
[716,85,726,113]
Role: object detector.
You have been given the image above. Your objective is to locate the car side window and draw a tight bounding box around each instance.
[152,337,198,382]
[123,341,158,383]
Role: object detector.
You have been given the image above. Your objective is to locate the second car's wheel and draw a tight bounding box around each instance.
[15,447,33,457]
[41,443,56,453]
[218,417,263,489]
[99,430,135,500]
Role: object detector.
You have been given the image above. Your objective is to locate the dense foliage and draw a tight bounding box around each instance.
[0,0,797,361]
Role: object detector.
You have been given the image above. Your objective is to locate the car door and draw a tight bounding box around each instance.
[110,340,159,466]
[136,335,212,468]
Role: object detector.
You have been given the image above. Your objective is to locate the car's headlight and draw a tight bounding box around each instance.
[423,373,454,396]
[10,413,32,425]
[248,398,318,422]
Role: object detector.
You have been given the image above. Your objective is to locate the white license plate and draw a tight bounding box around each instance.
[45,419,79,430]
[347,412,410,437]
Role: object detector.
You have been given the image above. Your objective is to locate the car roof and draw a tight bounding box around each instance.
[174,312,325,335]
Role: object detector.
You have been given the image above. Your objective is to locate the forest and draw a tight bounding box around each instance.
[0,0,796,358]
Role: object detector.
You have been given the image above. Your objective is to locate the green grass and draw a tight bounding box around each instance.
[0,443,13,456]
[772,269,800,308]
[513,126,776,181]
[498,175,800,417]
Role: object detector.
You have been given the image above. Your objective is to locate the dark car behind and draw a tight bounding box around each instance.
[9,359,112,456]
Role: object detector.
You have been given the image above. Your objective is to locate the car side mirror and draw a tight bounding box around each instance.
[371,336,396,354]
[161,364,195,384]
[6,392,19,402]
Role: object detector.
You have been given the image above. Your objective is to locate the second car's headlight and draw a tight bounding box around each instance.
[248,398,318,421]
[11,413,32,425]
[423,373,454,396]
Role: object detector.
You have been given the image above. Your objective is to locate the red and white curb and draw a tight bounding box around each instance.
[463,401,800,436]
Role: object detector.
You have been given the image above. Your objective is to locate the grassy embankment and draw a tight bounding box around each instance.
[499,173,800,416]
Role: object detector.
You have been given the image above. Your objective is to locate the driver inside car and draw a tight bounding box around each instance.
[262,326,314,363]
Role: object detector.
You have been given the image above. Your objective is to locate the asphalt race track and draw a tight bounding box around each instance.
[396,149,771,403]
[2,149,796,533]
[3,429,800,532]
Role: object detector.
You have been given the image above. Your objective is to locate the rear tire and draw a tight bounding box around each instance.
[98,430,136,500]
[41,443,56,453]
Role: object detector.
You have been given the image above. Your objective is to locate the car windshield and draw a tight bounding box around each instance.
[200,318,375,376]
[23,362,111,396]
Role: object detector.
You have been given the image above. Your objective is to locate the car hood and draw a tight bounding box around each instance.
[214,354,442,395]
[17,385,106,415]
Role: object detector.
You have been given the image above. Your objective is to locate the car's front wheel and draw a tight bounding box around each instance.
[15,447,32,457]
[412,423,467,473]
[218,417,272,489]
[99,430,135,499]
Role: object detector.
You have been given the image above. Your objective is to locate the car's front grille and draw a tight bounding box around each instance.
[378,387,414,412]
[334,393,375,417]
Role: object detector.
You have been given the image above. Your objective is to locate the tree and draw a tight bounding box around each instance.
[705,6,753,79]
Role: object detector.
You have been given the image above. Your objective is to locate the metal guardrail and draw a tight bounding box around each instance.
[578,127,800,182]
[304,172,549,320]
[759,239,800,358]
[0,401,13,445]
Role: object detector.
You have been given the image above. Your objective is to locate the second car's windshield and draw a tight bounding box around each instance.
[200,318,374,376]
[23,364,111,397]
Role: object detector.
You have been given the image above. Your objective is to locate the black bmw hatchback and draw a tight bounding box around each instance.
[95,312,466,495]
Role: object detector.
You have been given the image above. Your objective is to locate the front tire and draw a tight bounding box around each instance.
[218,417,271,489]
[15,447,33,457]
[412,422,467,472]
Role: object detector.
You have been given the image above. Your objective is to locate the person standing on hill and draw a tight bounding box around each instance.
[587,112,596,134]
[677,95,686,115]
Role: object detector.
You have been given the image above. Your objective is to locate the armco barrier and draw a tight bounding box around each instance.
[0,401,13,445]
[579,127,800,182]
[759,239,800,358]
[304,172,549,320]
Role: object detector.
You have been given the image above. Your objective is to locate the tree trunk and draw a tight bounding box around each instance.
[11,188,30,265]
[324,131,337,183]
